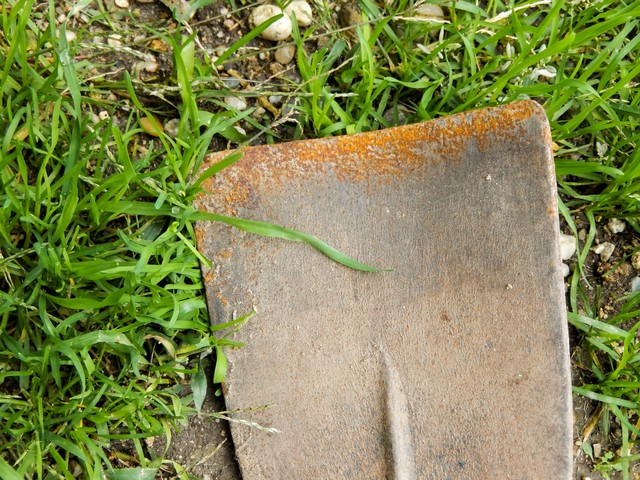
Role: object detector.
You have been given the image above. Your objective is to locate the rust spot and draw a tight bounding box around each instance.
[440,312,451,323]
[215,290,229,308]
[204,269,216,284]
[218,248,233,261]
[195,226,205,247]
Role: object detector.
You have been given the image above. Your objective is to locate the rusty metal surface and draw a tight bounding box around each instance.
[194,101,572,479]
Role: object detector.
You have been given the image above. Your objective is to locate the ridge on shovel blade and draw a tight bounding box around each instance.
[194,101,573,479]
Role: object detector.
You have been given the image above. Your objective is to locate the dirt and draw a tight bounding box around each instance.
[153,385,240,480]
[61,1,640,478]
[72,0,311,149]
[566,213,640,480]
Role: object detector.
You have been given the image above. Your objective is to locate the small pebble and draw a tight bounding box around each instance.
[631,276,640,292]
[632,252,640,270]
[269,62,284,75]
[223,19,235,30]
[593,242,615,262]
[415,4,445,20]
[98,111,110,121]
[268,95,283,106]
[578,228,586,241]
[608,218,626,234]
[275,44,295,64]
[164,118,180,138]
[115,0,129,8]
[225,96,248,110]
[107,34,122,47]
[219,7,229,15]
[592,443,602,458]
[250,5,292,41]
[559,233,576,261]
[144,60,159,72]
[561,263,570,277]
[284,0,313,27]
[65,30,76,42]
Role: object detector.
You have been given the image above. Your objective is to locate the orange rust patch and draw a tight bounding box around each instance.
[196,101,546,210]
[218,248,233,261]
[215,290,229,308]
[195,226,205,247]
[204,269,216,284]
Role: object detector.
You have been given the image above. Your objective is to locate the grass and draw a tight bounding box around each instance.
[1,0,640,478]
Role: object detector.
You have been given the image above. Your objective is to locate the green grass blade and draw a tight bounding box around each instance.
[191,210,388,272]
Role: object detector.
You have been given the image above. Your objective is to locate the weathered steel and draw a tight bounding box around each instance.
[194,101,572,479]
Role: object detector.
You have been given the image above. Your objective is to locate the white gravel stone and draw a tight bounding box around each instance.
[98,110,110,121]
[593,443,602,458]
[561,263,570,277]
[225,96,248,110]
[107,34,122,47]
[115,0,129,8]
[631,276,640,293]
[164,118,180,138]
[593,242,615,262]
[144,60,158,72]
[632,252,640,270]
[268,95,283,106]
[559,233,576,261]
[608,218,626,234]
[284,0,313,27]
[250,5,292,41]
[415,4,445,19]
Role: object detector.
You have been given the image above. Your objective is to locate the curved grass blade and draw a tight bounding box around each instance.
[191,210,389,272]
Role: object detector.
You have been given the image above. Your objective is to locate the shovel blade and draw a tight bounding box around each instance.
[195,101,572,479]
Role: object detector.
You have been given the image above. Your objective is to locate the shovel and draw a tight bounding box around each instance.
[194,101,572,479]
